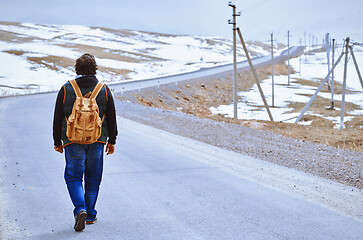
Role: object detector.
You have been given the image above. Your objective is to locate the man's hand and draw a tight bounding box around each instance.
[105,143,115,155]
[54,145,63,153]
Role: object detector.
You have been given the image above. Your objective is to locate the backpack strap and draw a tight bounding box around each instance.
[69,79,82,98]
[90,82,104,99]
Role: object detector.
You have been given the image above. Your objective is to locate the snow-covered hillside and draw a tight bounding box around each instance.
[0,21,275,96]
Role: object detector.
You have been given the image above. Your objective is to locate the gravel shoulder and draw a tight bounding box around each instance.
[116,115,363,221]
[115,99,363,190]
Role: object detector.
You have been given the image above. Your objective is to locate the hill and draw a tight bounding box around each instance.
[0,21,277,96]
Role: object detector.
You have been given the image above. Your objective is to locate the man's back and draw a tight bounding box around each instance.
[52,54,117,231]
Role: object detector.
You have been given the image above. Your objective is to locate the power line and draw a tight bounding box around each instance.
[242,0,272,14]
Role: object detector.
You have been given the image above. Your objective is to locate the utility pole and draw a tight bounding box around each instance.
[314,36,316,47]
[330,38,335,109]
[325,33,331,90]
[340,38,350,129]
[296,37,362,126]
[312,35,315,48]
[309,33,311,52]
[304,31,307,61]
[299,38,302,76]
[271,33,275,106]
[287,31,290,85]
[228,2,240,119]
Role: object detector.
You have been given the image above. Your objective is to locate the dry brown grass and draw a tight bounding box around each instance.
[119,63,288,116]
[89,27,138,37]
[0,21,48,43]
[292,77,357,95]
[0,30,22,43]
[27,56,71,71]
[57,44,139,63]
[0,29,39,43]
[3,50,133,79]
[246,40,271,52]
[64,44,165,63]
[287,95,361,117]
[3,50,26,56]
[262,119,363,152]
[136,30,179,38]
[118,62,363,152]
[0,21,22,26]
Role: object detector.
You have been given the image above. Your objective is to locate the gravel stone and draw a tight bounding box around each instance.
[116,100,363,189]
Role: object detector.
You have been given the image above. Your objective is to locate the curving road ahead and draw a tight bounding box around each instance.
[0,48,362,240]
[107,46,304,92]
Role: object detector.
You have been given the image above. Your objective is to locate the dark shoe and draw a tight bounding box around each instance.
[74,210,87,232]
[86,218,97,224]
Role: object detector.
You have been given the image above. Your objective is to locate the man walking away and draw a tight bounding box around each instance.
[53,53,118,231]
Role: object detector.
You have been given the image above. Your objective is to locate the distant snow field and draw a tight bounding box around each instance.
[0,22,272,96]
[210,46,363,127]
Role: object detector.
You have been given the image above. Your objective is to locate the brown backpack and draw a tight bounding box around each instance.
[66,79,105,144]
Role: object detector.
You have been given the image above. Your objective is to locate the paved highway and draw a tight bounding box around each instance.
[0,48,362,239]
[107,46,304,93]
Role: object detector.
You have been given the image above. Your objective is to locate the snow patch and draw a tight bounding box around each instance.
[210,46,363,126]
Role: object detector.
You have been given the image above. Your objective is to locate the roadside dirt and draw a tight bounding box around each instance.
[117,63,363,152]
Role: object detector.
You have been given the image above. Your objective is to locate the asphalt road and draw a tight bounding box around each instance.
[0,48,362,239]
[0,92,362,240]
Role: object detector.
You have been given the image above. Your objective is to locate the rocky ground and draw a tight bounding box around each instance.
[114,64,363,189]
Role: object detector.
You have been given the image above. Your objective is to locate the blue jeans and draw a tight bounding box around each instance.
[64,142,104,221]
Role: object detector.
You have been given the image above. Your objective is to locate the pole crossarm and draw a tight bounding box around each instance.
[295,51,345,123]
[236,27,274,121]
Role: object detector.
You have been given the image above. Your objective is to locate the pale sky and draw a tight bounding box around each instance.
[0,0,362,44]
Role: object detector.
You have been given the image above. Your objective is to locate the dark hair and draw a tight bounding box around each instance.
[75,53,98,75]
